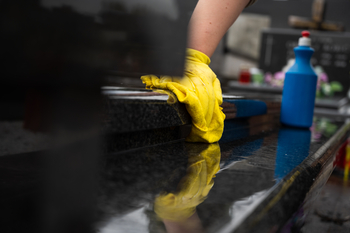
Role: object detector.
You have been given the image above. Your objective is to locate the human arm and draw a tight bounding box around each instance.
[188,0,252,58]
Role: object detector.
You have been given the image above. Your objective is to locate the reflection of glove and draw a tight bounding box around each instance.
[141,49,225,143]
[154,143,221,222]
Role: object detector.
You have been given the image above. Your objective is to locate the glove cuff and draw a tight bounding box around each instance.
[186,48,211,65]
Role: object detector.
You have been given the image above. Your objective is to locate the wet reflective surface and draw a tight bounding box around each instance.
[300,173,350,232]
[1,116,348,233]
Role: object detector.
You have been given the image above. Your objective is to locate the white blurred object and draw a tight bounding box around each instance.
[282,59,295,73]
[226,13,271,60]
[220,54,257,79]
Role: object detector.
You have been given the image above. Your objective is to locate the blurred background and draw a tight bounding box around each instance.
[97,0,350,109]
[212,0,350,100]
[0,0,349,232]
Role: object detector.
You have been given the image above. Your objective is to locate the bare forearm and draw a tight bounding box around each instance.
[188,0,250,58]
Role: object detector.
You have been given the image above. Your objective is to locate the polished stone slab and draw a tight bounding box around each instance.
[0,116,348,233]
[102,86,191,133]
[102,87,281,152]
[300,174,350,232]
[102,87,281,133]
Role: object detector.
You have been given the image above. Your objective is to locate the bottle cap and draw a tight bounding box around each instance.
[298,30,311,46]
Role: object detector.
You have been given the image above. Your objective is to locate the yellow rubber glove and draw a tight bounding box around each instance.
[141,48,225,143]
[154,143,221,222]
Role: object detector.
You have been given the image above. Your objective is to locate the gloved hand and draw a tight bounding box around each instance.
[154,143,221,221]
[141,48,225,143]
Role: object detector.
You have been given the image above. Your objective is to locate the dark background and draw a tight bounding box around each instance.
[244,0,350,32]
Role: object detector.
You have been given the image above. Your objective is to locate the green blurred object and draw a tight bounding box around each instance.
[330,81,343,92]
[316,81,343,98]
[313,66,343,99]
[316,89,321,98]
[324,123,338,138]
[321,83,333,96]
[313,117,338,138]
[252,73,264,84]
[250,68,264,84]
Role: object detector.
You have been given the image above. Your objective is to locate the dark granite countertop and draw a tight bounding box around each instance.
[1,113,348,233]
[96,116,348,233]
[1,87,349,233]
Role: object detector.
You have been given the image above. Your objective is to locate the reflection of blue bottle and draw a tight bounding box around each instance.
[274,127,311,181]
[280,31,317,128]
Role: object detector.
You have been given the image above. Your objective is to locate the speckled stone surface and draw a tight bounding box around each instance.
[103,125,191,152]
[0,116,348,233]
[102,87,191,133]
[102,87,281,133]
[102,87,281,152]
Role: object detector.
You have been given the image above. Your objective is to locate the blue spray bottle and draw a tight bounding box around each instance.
[280,31,317,128]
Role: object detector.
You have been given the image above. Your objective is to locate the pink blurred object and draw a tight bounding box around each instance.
[264,72,273,83]
[319,73,328,82]
[264,72,286,87]
[274,72,285,80]
[316,72,329,90]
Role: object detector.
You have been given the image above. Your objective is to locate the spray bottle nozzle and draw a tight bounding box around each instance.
[299,31,311,46]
